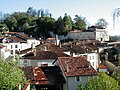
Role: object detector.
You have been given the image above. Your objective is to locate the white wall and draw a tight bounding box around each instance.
[0,46,11,59]
[20,59,55,67]
[66,76,92,90]
[67,31,95,40]
[2,43,28,56]
[96,29,109,41]
[66,29,109,41]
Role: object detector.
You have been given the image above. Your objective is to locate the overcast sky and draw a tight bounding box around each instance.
[0,0,120,35]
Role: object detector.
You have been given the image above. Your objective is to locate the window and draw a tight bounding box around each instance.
[41,88,48,90]
[24,60,27,63]
[11,50,13,54]
[89,56,91,60]
[75,76,81,81]
[11,45,13,49]
[15,45,18,48]
[41,64,48,67]
[93,62,94,66]
[93,56,94,59]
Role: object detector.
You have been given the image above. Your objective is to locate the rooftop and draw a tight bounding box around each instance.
[23,50,69,60]
[58,56,98,77]
[22,66,66,85]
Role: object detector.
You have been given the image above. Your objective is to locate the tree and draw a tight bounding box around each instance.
[113,8,120,28]
[112,66,120,85]
[74,15,87,30]
[0,58,26,90]
[35,16,56,38]
[77,72,120,90]
[63,13,72,31]
[54,16,67,35]
[4,16,17,31]
[95,18,108,28]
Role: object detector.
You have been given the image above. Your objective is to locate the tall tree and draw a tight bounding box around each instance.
[63,13,72,31]
[77,72,120,90]
[112,66,120,85]
[36,16,56,38]
[0,59,26,90]
[74,15,87,30]
[54,16,66,35]
[95,18,108,28]
[4,16,17,31]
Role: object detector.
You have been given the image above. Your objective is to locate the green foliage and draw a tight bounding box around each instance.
[77,72,120,90]
[36,16,56,38]
[0,59,27,90]
[74,15,87,30]
[95,18,108,28]
[2,7,89,38]
[0,23,9,32]
[63,13,72,31]
[4,16,17,31]
[110,36,120,41]
[112,66,120,85]
[54,16,66,35]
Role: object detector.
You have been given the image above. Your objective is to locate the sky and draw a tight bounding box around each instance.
[0,0,120,36]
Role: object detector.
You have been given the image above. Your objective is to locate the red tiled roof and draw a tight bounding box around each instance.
[46,38,56,41]
[22,66,66,85]
[33,67,49,85]
[0,44,6,48]
[69,30,82,33]
[36,43,66,52]
[4,32,18,34]
[23,51,69,60]
[4,32,33,40]
[99,63,108,69]
[17,33,33,39]
[58,57,98,77]
[17,48,32,54]
[8,36,27,43]
[22,82,30,90]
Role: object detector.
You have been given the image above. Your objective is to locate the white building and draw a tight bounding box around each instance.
[0,44,10,59]
[66,26,109,41]
[0,32,40,56]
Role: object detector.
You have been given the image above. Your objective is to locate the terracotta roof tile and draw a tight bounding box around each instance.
[99,63,108,69]
[22,66,66,85]
[23,51,69,60]
[33,67,49,85]
[0,44,6,48]
[8,36,27,43]
[58,57,98,77]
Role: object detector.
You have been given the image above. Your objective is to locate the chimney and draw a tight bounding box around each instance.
[55,34,58,45]
[59,41,61,48]
[70,43,72,48]
[66,61,69,72]
[88,61,91,68]
[44,46,47,51]
[33,48,36,56]
[105,52,108,61]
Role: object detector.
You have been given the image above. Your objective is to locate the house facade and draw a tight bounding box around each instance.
[0,44,10,59]
[66,26,109,41]
[0,32,40,56]
[54,57,98,90]
[67,30,95,40]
